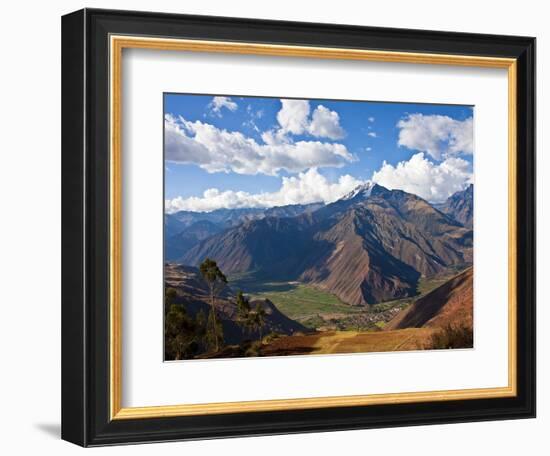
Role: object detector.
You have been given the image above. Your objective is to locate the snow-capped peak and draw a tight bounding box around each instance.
[341,182,375,201]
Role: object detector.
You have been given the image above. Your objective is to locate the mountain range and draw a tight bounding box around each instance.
[166,184,473,307]
[165,202,323,260]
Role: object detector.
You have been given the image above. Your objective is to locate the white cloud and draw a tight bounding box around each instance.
[277,99,310,135]
[367,132,377,138]
[165,114,354,176]
[276,99,345,140]
[368,117,375,123]
[365,147,372,152]
[371,152,472,203]
[397,113,473,160]
[308,105,345,139]
[208,96,238,116]
[165,168,364,213]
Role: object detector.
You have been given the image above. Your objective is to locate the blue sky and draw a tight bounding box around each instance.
[164,93,473,213]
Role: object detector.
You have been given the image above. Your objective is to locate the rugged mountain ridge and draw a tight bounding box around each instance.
[165,202,323,260]
[166,202,323,231]
[165,220,223,260]
[435,184,473,228]
[180,184,473,306]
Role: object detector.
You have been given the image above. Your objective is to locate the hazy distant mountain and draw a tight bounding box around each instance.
[170,207,266,229]
[165,203,324,261]
[165,220,223,260]
[168,202,323,231]
[264,202,324,218]
[181,184,473,306]
[164,213,187,238]
[435,184,473,228]
[164,203,324,261]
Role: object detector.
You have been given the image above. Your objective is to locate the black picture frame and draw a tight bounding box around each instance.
[62,8,536,447]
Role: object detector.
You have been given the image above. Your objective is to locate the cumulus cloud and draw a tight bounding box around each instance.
[397,114,473,160]
[208,96,238,116]
[368,117,375,123]
[277,99,310,135]
[276,99,345,140]
[165,168,365,213]
[371,152,472,203]
[165,114,354,176]
[367,132,377,138]
[308,105,345,139]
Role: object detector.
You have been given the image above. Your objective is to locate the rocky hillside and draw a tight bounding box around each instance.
[435,184,473,228]
[385,267,473,331]
[165,264,307,344]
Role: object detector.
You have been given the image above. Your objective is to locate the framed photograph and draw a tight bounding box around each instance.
[62,8,535,446]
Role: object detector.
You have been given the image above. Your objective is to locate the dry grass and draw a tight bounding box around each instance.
[261,328,435,357]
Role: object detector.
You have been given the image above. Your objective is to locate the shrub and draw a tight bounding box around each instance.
[245,340,263,357]
[262,332,280,344]
[427,323,473,350]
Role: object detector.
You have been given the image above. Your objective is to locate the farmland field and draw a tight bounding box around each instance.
[249,283,363,319]
[229,268,470,332]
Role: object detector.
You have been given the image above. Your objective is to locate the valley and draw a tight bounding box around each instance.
[164,183,475,360]
[229,266,466,332]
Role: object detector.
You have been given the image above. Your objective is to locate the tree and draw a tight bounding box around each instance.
[236,290,251,320]
[199,258,227,352]
[236,290,253,335]
[165,287,178,311]
[164,287,207,360]
[235,290,267,344]
[164,286,201,360]
[205,309,224,352]
[251,303,267,342]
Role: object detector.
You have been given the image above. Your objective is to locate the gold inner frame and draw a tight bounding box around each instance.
[109,35,518,420]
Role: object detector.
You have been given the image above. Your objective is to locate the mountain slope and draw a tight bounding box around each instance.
[436,184,474,228]
[165,213,186,238]
[165,264,306,343]
[299,208,421,305]
[299,186,471,305]
[385,267,473,330]
[180,216,313,279]
[165,220,223,260]
[181,184,473,306]
[166,203,324,262]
